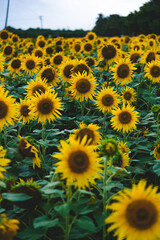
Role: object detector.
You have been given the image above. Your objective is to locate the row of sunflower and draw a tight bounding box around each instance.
[0,29,160,240]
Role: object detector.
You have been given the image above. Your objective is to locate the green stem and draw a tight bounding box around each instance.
[80,101,85,116]
[103,111,107,135]
[65,186,71,240]
[103,156,108,240]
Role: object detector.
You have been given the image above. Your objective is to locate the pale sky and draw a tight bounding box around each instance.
[0,0,150,31]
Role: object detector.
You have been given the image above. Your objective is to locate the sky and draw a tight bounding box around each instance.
[0,0,150,31]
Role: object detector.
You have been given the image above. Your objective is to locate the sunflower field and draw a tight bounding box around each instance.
[0,29,160,240]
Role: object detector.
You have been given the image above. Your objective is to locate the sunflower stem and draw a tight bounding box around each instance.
[103,111,107,135]
[65,185,71,240]
[80,101,85,116]
[103,156,109,240]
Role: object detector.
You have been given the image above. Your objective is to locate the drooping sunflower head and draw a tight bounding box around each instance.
[144,60,160,84]
[53,136,102,189]
[0,214,19,240]
[29,91,63,124]
[121,86,136,103]
[95,87,120,113]
[69,72,98,101]
[111,104,139,133]
[72,122,102,145]
[100,138,119,157]
[38,66,59,86]
[110,58,136,85]
[22,55,40,75]
[106,179,160,240]
[154,143,160,160]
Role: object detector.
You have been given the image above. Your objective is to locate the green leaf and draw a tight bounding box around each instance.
[75,216,96,232]
[33,216,59,229]
[2,193,32,201]
[54,202,70,217]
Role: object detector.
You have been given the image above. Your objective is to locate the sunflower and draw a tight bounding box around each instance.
[110,58,136,85]
[0,53,5,72]
[36,38,46,48]
[38,66,59,86]
[111,104,139,133]
[111,151,129,169]
[82,41,94,55]
[69,72,97,101]
[121,86,136,104]
[72,59,91,76]
[100,138,119,157]
[85,31,97,41]
[118,141,130,154]
[0,214,19,240]
[85,56,96,67]
[7,57,22,75]
[71,122,102,145]
[154,143,160,160]
[53,136,102,189]
[18,136,41,169]
[51,53,65,68]
[98,43,119,64]
[3,44,15,58]
[144,60,160,84]
[0,90,17,131]
[72,41,82,54]
[44,44,54,56]
[24,77,51,99]
[141,49,159,64]
[29,91,63,124]
[22,55,40,75]
[128,49,142,63]
[106,179,160,240]
[17,99,33,124]
[95,87,120,113]
[59,58,76,82]
[32,47,44,58]
[136,126,149,138]
[0,29,10,41]
[0,146,11,179]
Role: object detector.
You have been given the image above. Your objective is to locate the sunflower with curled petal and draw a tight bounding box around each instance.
[24,77,52,99]
[69,72,97,101]
[111,104,139,133]
[0,90,18,132]
[52,136,103,189]
[95,87,120,113]
[17,99,33,124]
[105,179,160,240]
[71,122,102,145]
[0,146,11,179]
[22,55,40,75]
[18,136,41,169]
[0,213,19,240]
[144,60,160,84]
[110,58,136,85]
[29,91,63,124]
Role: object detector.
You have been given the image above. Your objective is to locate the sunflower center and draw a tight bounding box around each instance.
[75,44,81,52]
[63,64,74,78]
[76,78,91,93]
[37,98,53,114]
[11,59,21,69]
[13,36,18,42]
[126,199,157,230]
[102,94,114,106]
[76,128,94,144]
[84,43,92,52]
[46,47,53,54]
[0,101,8,119]
[73,64,89,75]
[146,52,155,63]
[131,53,141,63]
[38,40,45,48]
[53,55,63,65]
[32,85,46,95]
[119,111,132,124]
[4,46,12,55]
[102,45,116,60]
[0,31,8,40]
[150,66,160,77]
[85,58,95,67]
[35,50,43,58]
[26,60,36,70]
[20,105,30,117]
[123,91,132,101]
[55,46,63,53]
[88,34,94,40]
[41,69,55,83]
[68,150,89,173]
[117,64,129,78]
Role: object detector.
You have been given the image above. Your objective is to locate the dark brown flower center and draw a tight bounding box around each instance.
[146,52,155,63]
[41,68,55,83]
[53,55,63,65]
[55,46,63,53]
[102,94,114,106]
[35,50,43,58]
[150,66,160,77]
[12,36,18,42]
[84,43,92,52]
[63,64,74,78]
[26,60,36,70]
[0,31,8,40]
[76,128,94,145]
[123,91,132,101]
[102,45,116,60]
[32,85,46,95]
[130,53,141,63]
[74,44,81,52]
[119,111,132,124]
[88,34,94,40]
[76,78,91,93]
[126,199,157,230]
[133,45,140,51]
[19,139,35,158]
[4,46,12,55]
[68,150,89,173]
[0,101,8,119]
[11,59,21,69]
[20,105,30,117]
[46,47,54,55]
[73,64,89,75]
[38,40,45,48]
[117,64,129,78]
[85,57,95,67]
[37,98,53,114]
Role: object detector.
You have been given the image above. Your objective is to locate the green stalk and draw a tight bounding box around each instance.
[80,101,85,116]
[102,156,108,240]
[65,185,71,240]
